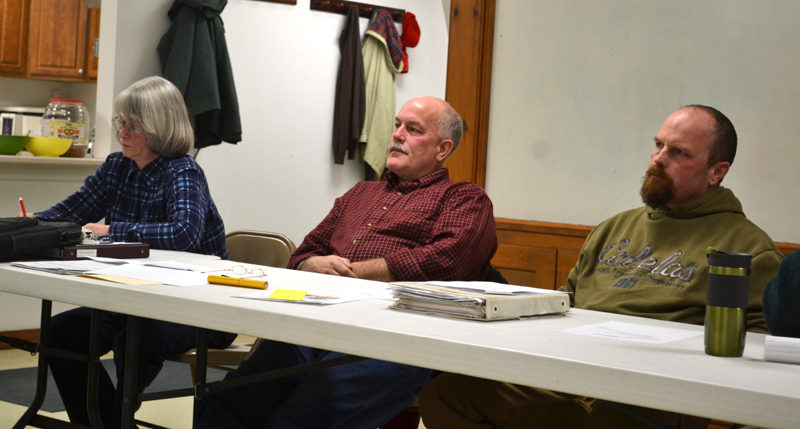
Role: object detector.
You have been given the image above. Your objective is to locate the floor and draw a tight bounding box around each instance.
[0,335,426,428]
[0,341,213,428]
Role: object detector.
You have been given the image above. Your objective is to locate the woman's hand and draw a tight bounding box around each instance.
[83,223,110,236]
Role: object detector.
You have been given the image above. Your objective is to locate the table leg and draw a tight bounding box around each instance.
[192,328,209,427]
[120,315,141,429]
[12,300,52,429]
[86,309,105,428]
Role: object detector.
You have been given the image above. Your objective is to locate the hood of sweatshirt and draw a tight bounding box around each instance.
[646,187,743,221]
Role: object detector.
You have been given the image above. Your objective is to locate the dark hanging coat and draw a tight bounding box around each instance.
[332,6,366,164]
[158,0,242,149]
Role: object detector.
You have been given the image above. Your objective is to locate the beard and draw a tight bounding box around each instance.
[640,165,675,208]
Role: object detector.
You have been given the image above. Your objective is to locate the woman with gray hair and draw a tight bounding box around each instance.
[33,76,235,427]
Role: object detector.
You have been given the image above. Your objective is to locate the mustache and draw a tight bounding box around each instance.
[645,164,670,181]
[388,142,407,154]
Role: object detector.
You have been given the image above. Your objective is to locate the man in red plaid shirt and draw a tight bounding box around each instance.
[198,96,497,429]
[290,96,497,283]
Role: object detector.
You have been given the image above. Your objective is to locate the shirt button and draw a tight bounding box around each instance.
[397,191,402,195]
[382,206,387,210]
[367,223,372,227]
[353,239,357,244]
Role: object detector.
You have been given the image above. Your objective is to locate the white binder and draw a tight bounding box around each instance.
[390,281,570,321]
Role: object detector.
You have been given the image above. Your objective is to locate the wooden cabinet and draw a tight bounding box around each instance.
[26,0,88,81]
[0,0,29,76]
[0,0,97,82]
[87,8,100,80]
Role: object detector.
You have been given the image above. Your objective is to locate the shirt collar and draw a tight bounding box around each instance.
[385,168,449,192]
[127,156,166,185]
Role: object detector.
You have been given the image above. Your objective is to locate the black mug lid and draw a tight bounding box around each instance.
[706,247,752,269]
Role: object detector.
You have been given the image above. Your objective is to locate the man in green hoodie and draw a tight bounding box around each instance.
[419,105,784,429]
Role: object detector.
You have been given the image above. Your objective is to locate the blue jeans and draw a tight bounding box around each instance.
[47,307,236,428]
[197,339,433,429]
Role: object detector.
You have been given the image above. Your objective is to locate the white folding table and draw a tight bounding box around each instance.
[1,251,798,428]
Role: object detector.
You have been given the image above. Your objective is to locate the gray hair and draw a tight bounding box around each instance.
[113,76,193,157]
[437,100,463,153]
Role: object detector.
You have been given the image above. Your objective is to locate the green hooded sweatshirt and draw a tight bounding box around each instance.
[562,187,783,333]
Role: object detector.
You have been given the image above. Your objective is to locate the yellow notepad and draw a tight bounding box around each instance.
[268,289,307,301]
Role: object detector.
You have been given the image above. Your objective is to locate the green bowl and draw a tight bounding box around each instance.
[26,137,72,157]
[0,135,30,155]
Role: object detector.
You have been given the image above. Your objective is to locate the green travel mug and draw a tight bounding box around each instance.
[705,248,751,357]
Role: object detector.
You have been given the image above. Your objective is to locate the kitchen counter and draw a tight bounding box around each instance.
[0,154,103,167]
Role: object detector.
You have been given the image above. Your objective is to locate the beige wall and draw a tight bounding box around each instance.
[486,0,800,244]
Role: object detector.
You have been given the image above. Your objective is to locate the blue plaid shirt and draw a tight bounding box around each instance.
[36,152,228,258]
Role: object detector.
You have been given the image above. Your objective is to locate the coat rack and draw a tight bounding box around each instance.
[310,0,405,22]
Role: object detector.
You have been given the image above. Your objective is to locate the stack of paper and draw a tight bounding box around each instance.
[11,259,126,275]
[765,335,800,364]
[390,281,570,321]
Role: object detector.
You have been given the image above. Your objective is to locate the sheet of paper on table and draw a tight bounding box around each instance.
[765,335,800,364]
[83,264,209,287]
[560,321,702,345]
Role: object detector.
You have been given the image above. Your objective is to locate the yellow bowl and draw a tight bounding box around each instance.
[26,137,72,157]
[0,135,30,155]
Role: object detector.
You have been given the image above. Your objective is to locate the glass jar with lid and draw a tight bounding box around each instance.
[40,99,90,158]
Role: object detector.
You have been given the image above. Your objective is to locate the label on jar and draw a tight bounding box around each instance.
[42,119,86,145]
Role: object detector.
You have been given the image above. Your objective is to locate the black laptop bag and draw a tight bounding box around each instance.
[0,217,83,260]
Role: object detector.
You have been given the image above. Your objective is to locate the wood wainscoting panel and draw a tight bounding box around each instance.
[492,244,556,289]
[776,242,799,257]
[492,218,592,290]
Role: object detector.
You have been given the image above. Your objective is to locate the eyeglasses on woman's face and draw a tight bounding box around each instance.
[112,116,145,136]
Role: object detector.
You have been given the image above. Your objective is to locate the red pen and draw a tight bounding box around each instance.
[18,197,26,217]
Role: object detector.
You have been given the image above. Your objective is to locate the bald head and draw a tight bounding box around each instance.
[386,97,464,181]
[403,97,464,153]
